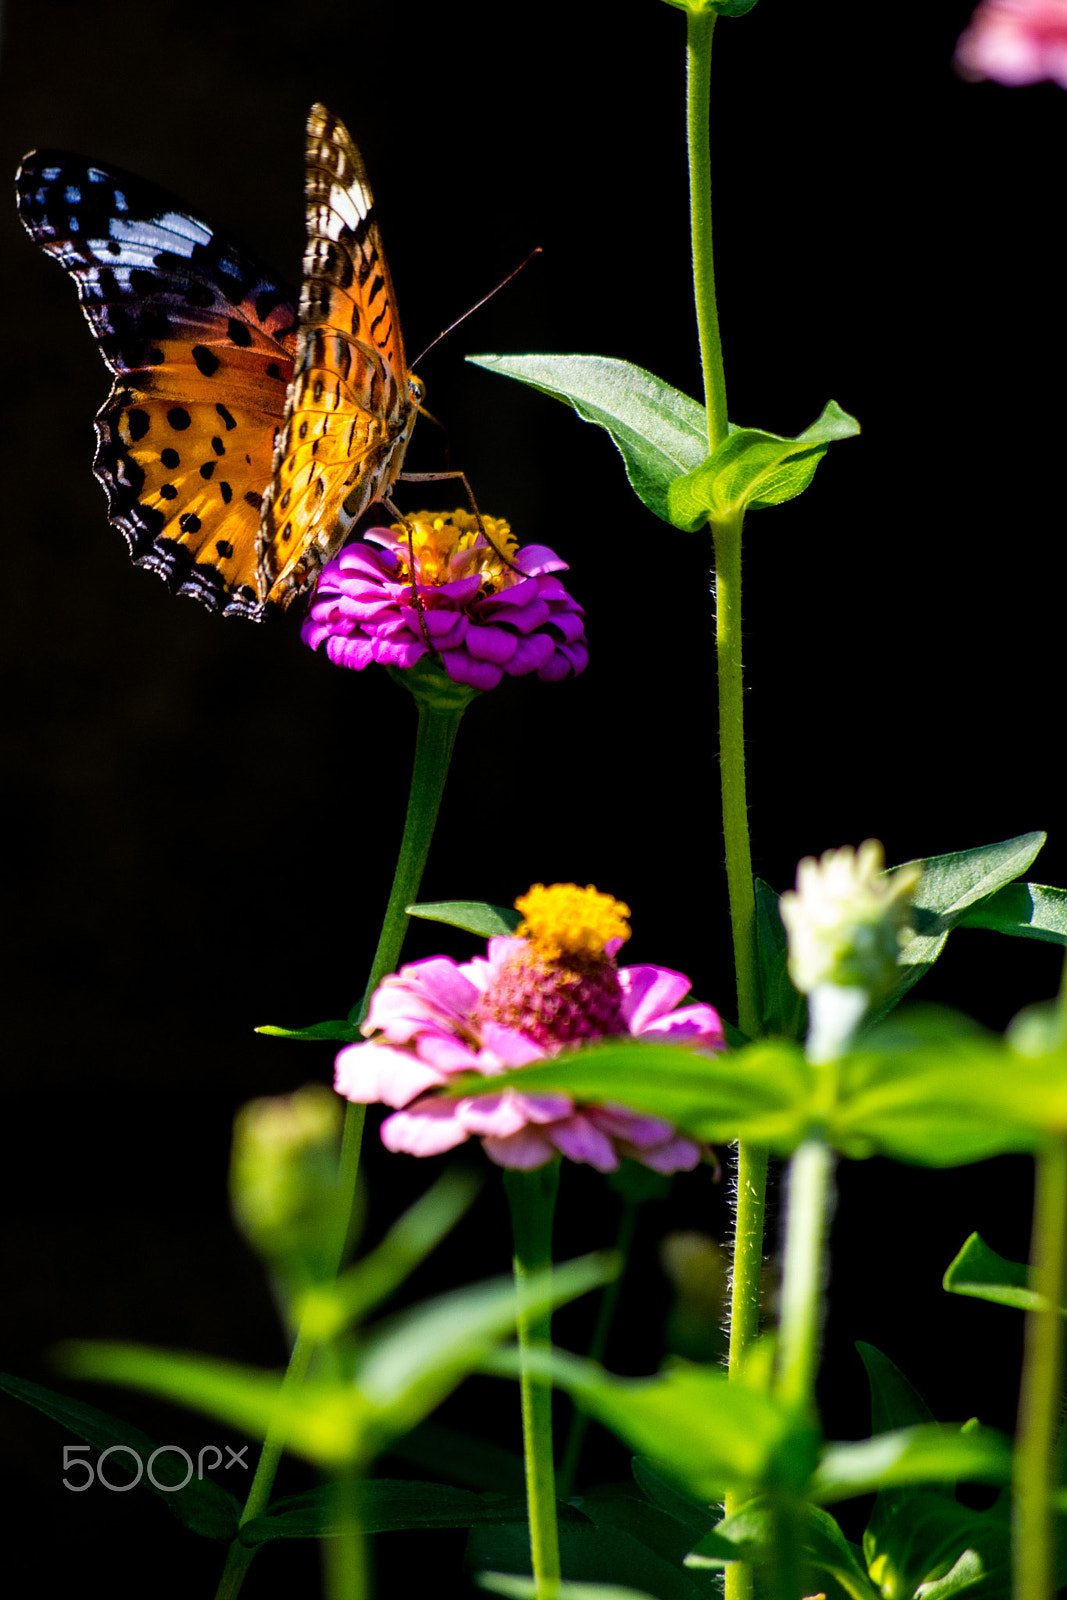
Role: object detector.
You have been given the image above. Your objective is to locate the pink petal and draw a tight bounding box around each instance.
[380,1101,472,1157]
[547,1114,620,1172]
[335,1042,447,1107]
[617,965,695,1033]
[481,1125,559,1170]
[624,1134,705,1174]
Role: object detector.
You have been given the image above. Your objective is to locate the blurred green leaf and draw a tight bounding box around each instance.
[477,1573,659,1600]
[666,402,859,531]
[630,1456,724,1554]
[688,1499,878,1599]
[811,1424,1011,1504]
[942,1233,1057,1314]
[470,1515,711,1600]
[855,1341,946,1560]
[868,832,1047,1027]
[241,1479,532,1542]
[298,1166,482,1339]
[754,878,806,1039]
[254,1020,362,1042]
[466,355,708,524]
[407,901,522,937]
[58,1253,616,1471]
[956,882,1067,945]
[386,1420,525,1493]
[448,1037,813,1153]
[0,1371,239,1541]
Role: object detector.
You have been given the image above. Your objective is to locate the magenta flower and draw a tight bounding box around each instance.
[334,884,726,1173]
[301,510,587,691]
[955,0,1067,87]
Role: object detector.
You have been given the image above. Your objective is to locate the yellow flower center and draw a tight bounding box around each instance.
[514,883,632,964]
[391,509,520,592]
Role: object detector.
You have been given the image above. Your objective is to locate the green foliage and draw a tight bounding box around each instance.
[477,1574,660,1600]
[407,900,523,937]
[469,1510,716,1600]
[956,881,1067,945]
[255,1018,362,1042]
[0,1372,239,1541]
[661,0,761,17]
[466,355,856,531]
[688,1500,878,1599]
[869,831,1048,1026]
[754,877,806,1039]
[666,402,859,531]
[239,1479,534,1543]
[57,1253,615,1472]
[943,1232,1053,1315]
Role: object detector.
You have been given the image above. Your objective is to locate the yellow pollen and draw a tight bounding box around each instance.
[514,883,632,964]
[391,509,519,590]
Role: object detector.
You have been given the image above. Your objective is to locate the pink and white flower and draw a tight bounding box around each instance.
[335,886,726,1173]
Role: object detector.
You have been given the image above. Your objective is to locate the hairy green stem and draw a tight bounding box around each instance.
[1013,1136,1067,1600]
[214,670,474,1600]
[505,1162,563,1599]
[687,6,727,450]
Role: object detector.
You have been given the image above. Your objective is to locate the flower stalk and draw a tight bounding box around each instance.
[505,1161,563,1599]
[214,666,473,1600]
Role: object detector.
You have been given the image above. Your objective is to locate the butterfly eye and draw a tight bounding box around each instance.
[407,374,425,406]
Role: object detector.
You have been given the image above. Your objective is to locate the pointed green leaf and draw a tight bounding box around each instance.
[956,882,1067,945]
[241,1479,529,1542]
[811,1424,1012,1504]
[0,1371,239,1540]
[754,878,806,1039]
[856,1341,937,1434]
[446,1037,814,1152]
[666,402,858,530]
[255,1020,362,1042]
[688,1500,879,1599]
[868,832,1047,1026]
[942,1232,1059,1314]
[298,1166,482,1340]
[466,355,708,523]
[407,901,522,937]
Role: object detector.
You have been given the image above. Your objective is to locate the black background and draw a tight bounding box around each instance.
[1,0,1063,1593]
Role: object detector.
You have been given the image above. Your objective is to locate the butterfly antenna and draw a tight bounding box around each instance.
[410,247,542,369]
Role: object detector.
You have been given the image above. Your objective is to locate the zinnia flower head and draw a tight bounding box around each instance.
[955,0,1067,88]
[335,883,726,1173]
[301,509,587,691]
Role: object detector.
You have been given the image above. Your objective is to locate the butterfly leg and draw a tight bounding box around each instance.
[395,470,526,575]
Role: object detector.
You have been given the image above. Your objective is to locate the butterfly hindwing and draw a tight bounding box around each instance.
[17,151,300,619]
[257,103,420,606]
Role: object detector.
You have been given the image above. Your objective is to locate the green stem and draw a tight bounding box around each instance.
[776,1137,835,1414]
[1013,1135,1067,1600]
[505,1161,563,1599]
[556,1196,638,1499]
[322,1468,369,1600]
[214,666,474,1600]
[687,6,727,450]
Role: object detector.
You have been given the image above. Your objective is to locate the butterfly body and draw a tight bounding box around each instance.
[17,106,417,621]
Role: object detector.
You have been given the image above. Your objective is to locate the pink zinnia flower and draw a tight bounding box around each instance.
[301,510,587,691]
[335,884,726,1173]
[955,0,1067,87]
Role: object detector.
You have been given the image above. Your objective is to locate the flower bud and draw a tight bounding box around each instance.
[779,840,921,999]
[230,1084,344,1283]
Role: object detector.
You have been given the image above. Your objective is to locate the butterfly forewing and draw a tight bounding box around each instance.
[257,104,419,605]
[17,151,300,619]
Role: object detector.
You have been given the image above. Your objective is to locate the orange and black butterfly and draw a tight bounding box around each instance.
[16,104,421,621]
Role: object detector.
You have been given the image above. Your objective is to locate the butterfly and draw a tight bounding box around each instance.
[16,104,422,621]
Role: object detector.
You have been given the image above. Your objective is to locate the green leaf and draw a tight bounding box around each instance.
[631,1456,723,1553]
[446,1036,814,1153]
[856,1341,937,1434]
[956,882,1067,946]
[666,402,859,531]
[481,1346,813,1501]
[577,1480,722,1568]
[830,1012,1066,1164]
[254,1019,362,1042]
[0,1371,239,1541]
[466,355,708,524]
[57,1254,616,1472]
[754,878,806,1039]
[469,1515,713,1600]
[477,1572,659,1600]
[385,1420,526,1493]
[811,1424,1012,1504]
[868,832,1047,1026]
[942,1232,1058,1314]
[406,901,522,937]
[862,1490,1011,1600]
[241,1478,531,1542]
[688,1500,879,1600]
[298,1166,483,1339]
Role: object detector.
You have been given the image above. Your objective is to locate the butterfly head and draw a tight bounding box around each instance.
[407,372,425,409]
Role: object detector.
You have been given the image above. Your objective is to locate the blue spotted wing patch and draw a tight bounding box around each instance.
[16,150,301,619]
